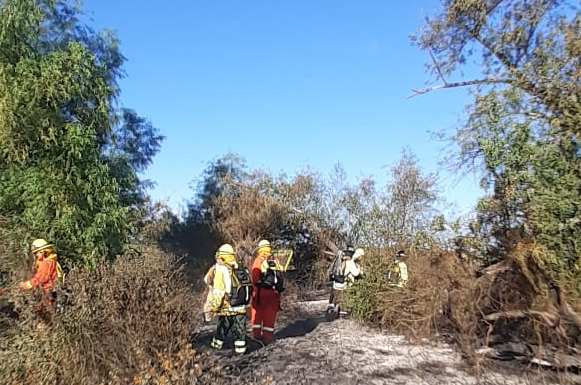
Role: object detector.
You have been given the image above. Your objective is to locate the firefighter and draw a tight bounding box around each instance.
[387,250,409,287]
[326,245,363,320]
[20,239,61,305]
[351,248,365,280]
[209,244,248,355]
[250,239,284,343]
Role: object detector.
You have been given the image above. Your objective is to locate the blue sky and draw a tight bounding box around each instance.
[82,0,483,216]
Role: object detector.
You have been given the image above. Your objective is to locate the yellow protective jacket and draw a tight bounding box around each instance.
[388,260,408,287]
[211,261,247,316]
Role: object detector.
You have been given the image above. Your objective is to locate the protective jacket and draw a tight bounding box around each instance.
[211,261,247,316]
[203,263,219,322]
[250,251,283,341]
[21,253,58,292]
[332,258,361,290]
[388,260,409,287]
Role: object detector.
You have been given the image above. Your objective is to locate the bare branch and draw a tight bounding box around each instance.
[429,48,447,85]
[408,78,509,98]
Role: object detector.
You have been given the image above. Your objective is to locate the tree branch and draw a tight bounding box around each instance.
[408,78,509,98]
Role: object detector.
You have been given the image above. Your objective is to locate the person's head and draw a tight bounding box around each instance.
[353,248,365,262]
[216,243,236,264]
[30,238,53,259]
[343,244,355,258]
[396,250,405,259]
[257,239,272,256]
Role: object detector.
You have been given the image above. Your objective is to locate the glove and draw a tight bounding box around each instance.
[210,300,220,313]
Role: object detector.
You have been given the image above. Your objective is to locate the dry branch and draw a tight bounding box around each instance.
[409,78,510,98]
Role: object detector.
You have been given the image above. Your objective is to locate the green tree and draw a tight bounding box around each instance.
[415,0,581,289]
[0,0,162,265]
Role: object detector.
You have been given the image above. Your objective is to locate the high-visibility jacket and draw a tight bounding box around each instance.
[21,253,58,292]
[210,261,247,316]
[388,260,408,287]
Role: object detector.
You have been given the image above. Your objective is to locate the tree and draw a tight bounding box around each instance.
[384,148,439,246]
[414,0,581,285]
[186,151,247,224]
[0,0,162,265]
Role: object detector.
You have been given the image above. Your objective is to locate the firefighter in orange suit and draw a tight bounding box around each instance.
[21,239,60,305]
[250,239,283,342]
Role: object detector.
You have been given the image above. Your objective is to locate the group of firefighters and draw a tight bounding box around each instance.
[16,237,409,355]
[202,239,284,355]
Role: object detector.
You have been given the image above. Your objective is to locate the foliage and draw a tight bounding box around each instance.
[175,150,446,288]
[0,0,162,264]
[344,248,466,341]
[415,0,581,289]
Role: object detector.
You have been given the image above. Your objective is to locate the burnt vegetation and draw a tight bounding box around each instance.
[1,0,581,384]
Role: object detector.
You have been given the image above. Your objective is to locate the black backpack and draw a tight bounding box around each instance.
[258,260,285,292]
[329,251,347,283]
[229,265,253,306]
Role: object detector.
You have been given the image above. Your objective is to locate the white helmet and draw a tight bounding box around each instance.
[353,248,365,261]
[258,239,271,248]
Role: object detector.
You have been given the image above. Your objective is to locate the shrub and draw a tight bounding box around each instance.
[0,246,219,385]
[343,248,473,341]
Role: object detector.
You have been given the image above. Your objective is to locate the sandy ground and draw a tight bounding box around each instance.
[192,293,580,385]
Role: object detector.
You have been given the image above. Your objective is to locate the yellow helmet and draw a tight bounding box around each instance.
[217,244,236,263]
[30,238,53,253]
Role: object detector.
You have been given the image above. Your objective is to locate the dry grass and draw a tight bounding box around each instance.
[343,246,581,383]
[0,247,221,385]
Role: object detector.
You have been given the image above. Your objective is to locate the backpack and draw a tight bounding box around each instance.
[258,260,285,292]
[228,265,253,306]
[56,261,65,285]
[329,251,347,283]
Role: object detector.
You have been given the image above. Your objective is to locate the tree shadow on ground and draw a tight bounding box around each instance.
[275,315,326,340]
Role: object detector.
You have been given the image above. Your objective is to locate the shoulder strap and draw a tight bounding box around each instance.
[56,261,65,284]
[229,265,242,287]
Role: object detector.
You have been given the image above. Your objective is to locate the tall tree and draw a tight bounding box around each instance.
[414,0,581,286]
[0,0,162,265]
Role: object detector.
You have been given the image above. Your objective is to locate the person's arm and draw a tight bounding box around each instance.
[211,266,230,311]
[203,265,215,286]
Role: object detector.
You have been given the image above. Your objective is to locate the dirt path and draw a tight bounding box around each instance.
[192,293,578,385]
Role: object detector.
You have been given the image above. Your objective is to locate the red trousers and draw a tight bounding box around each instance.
[250,287,280,341]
